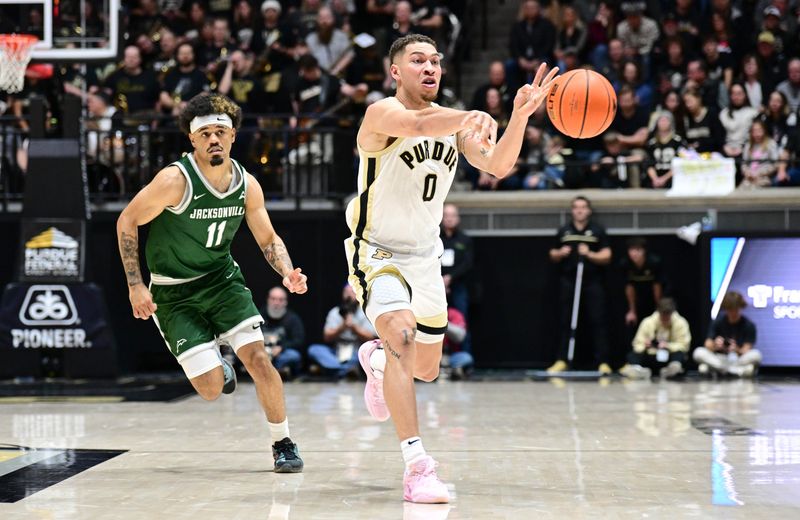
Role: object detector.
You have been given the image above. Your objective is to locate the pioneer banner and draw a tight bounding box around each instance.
[0,283,116,377]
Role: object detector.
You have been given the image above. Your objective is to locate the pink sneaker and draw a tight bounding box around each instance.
[403,456,450,504]
[358,340,390,421]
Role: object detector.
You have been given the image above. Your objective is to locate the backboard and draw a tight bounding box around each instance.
[0,0,119,61]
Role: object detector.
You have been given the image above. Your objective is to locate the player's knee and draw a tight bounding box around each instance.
[246,349,275,381]
[194,378,223,401]
[197,387,222,401]
[380,313,417,344]
[190,365,225,401]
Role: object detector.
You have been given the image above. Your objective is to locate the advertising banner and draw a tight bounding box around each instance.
[18,219,86,282]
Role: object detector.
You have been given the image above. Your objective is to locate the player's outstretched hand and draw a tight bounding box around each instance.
[283,267,308,294]
[460,110,497,149]
[129,284,157,320]
[514,63,559,118]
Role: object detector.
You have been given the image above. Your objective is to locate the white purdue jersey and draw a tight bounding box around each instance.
[345,130,459,253]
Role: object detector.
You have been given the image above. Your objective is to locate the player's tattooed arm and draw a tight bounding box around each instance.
[263,236,294,277]
[119,231,143,286]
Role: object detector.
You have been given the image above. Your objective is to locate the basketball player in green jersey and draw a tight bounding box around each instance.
[116,94,306,473]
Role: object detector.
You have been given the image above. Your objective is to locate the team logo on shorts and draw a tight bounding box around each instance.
[372,249,393,260]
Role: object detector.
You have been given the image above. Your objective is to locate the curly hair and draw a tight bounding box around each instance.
[178,93,243,134]
[388,34,437,64]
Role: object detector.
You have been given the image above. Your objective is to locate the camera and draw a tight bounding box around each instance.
[339,298,359,317]
[650,338,660,348]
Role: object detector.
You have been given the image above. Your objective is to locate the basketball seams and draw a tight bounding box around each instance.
[578,70,590,138]
[558,70,578,137]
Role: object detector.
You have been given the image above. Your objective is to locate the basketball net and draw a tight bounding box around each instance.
[0,34,39,94]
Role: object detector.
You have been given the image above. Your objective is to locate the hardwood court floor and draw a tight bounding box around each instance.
[1,378,799,519]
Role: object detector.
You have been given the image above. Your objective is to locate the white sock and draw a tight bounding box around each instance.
[401,436,426,468]
[268,418,290,443]
[370,345,386,379]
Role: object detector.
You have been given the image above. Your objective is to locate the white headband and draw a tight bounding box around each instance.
[190,113,233,134]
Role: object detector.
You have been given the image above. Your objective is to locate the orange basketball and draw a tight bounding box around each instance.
[546,69,617,139]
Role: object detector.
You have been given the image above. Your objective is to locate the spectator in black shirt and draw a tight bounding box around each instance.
[694,291,762,377]
[259,287,305,380]
[251,0,303,73]
[508,0,556,87]
[232,0,259,51]
[755,31,786,92]
[656,37,688,94]
[470,61,514,114]
[685,59,726,111]
[151,28,180,77]
[440,204,474,321]
[596,132,636,189]
[292,54,342,121]
[682,88,724,153]
[547,196,613,374]
[104,45,160,118]
[701,35,733,94]
[160,43,210,117]
[440,203,474,355]
[620,237,664,329]
[346,33,386,94]
[671,0,702,52]
[609,85,649,187]
[761,6,791,57]
[128,0,166,43]
[775,129,800,185]
[645,111,686,188]
[598,38,625,87]
[218,50,264,113]
[758,91,792,147]
[198,18,236,75]
[184,1,209,43]
[554,6,587,66]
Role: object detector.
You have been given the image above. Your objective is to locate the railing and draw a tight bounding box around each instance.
[0,114,358,210]
[2,113,799,212]
[0,116,27,212]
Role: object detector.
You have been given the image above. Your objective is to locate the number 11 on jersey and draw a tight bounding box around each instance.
[205,221,227,247]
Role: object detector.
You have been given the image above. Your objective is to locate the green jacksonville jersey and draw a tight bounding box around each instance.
[145,154,248,282]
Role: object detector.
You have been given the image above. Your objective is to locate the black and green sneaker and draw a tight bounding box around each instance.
[221,358,237,394]
[272,437,303,473]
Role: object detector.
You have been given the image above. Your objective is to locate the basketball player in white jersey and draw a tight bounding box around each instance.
[345,34,557,503]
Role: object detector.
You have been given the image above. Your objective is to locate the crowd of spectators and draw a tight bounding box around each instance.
[0,0,465,194]
[0,0,799,196]
[466,0,800,191]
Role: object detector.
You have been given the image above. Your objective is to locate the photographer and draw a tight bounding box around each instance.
[307,284,377,379]
[694,291,761,378]
[620,298,691,379]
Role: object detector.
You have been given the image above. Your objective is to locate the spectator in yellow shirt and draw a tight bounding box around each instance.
[620,297,691,379]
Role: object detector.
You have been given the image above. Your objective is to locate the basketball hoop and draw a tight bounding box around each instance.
[0,34,39,94]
